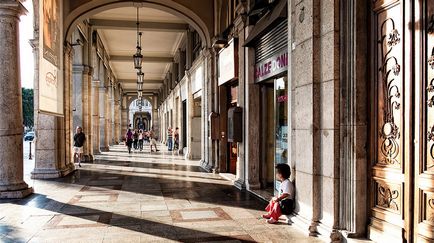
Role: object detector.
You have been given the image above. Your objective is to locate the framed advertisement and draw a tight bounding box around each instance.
[38,0,64,116]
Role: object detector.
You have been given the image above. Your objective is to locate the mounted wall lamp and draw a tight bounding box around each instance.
[212,35,228,49]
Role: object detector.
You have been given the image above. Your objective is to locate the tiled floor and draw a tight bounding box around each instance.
[0,144,325,243]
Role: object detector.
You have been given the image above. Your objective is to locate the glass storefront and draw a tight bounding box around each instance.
[274,76,288,193]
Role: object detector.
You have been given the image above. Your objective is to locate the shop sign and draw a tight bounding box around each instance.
[218,39,238,86]
[255,50,288,83]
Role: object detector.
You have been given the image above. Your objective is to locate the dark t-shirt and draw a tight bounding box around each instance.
[74,132,86,147]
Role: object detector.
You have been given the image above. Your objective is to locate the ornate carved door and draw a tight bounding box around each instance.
[414,1,434,241]
[370,0,434,242]
[369,0,412,241]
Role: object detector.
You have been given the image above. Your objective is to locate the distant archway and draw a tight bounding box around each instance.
[128,98,152,130]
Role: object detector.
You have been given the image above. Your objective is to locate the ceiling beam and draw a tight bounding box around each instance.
[111,55,173,63]
[120,79,163,84]
[89,19,188,32]
[123,90,158,94]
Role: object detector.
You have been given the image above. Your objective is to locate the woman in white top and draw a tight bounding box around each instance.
[138,130,144,151]
[262,163,294,224]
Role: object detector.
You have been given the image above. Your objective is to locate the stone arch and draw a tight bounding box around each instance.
[127,96,153,110]
[64,0,212,48]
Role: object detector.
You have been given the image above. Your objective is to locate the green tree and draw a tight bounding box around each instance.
[22,88,34,128]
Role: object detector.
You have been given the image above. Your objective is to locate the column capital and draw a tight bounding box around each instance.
[0,1,27,18]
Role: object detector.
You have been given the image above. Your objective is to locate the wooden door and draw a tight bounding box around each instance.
[414,1,434,241]
[369,0,412,241]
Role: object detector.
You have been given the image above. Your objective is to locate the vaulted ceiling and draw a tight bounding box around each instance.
[90,7,187,93]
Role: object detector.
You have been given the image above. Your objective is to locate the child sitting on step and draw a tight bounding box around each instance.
[262,163,294,224]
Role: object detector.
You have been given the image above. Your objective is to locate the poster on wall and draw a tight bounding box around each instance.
[39,0,64,115]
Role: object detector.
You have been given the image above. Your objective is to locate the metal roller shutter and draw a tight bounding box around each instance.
[254,20,288,64]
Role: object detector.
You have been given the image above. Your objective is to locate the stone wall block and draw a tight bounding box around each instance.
[292,39,313,88]
[294,84,313,130]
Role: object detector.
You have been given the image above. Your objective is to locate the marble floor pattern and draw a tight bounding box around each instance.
[0,145,325,243]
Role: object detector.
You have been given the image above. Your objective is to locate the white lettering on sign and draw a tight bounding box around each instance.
[255,50,288,82]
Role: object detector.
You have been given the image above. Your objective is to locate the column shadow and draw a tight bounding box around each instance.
[5,194,257,242]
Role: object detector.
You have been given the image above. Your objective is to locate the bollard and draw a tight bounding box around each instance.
[29,141,33,160]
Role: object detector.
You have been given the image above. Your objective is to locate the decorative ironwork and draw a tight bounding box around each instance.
[427,198,434,222]
[429,48,434,70]
[426,78,434,166]
[377,184,399,211]
[387,29,401,47]
[378,18,402,165]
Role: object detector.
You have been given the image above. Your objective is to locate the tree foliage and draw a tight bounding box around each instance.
[22,88,34,128]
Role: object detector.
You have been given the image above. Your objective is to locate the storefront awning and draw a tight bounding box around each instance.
[243,0,287,47]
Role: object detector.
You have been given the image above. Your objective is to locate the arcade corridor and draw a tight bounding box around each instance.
[0,145,323,243]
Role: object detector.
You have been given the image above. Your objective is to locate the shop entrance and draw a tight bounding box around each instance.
[182,100,187,152]
[227,85,238,175]
[259,77,288,195]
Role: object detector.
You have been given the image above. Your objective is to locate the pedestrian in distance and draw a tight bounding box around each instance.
[125,128,133,154]
[133,129,139,151]
[149,128,159,152]
[138,129,144,151]
[173,127,180,154]
[167,127,173,151]
[73,126,86,167]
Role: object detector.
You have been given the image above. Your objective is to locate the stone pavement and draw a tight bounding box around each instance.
[0,144,325,243]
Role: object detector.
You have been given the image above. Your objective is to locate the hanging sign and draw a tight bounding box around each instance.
[39,0,64,115]
[218,39,238,86]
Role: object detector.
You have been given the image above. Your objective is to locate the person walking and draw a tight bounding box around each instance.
[173,127,180,153]
[133,129,139,151]
[73,126,86,167]
[138,130,144,151]
[149,128,159,152]
[167,127,173,151]
[125,129,133,154]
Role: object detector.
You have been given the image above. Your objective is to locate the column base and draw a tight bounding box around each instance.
[200,160,213,172]
[100,146,110,152]
[0,182,33,199]
[83,155,94,162]
[234,178,246,190]
[31,163,76,179]
[246,181,261,191]
[0,187,33,199]
[290,213,341,242]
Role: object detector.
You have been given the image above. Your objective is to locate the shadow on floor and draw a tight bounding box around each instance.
[5,194,257,242]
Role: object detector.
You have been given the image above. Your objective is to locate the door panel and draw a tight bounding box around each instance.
[369,0,408,240]
[415,1,434,241]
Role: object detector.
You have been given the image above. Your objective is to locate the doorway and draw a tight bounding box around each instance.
[182,100,187,152]
[368,1,434,241]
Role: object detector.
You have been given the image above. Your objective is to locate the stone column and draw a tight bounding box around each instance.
[186,72,195,159]
[113,85,121,144]
[99,84,109,151]
[104,80,111,148]
[92,79,100,154]
[0,1,33,198]
[107,80,114,145]
[201,49,213,172]
[245,24,261,190]
[85,66,93,160]
[152,96,159,136]
[121,95,128,139]
[72,64,92,161]
[234,15,247,189]
[31,41,75,178]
